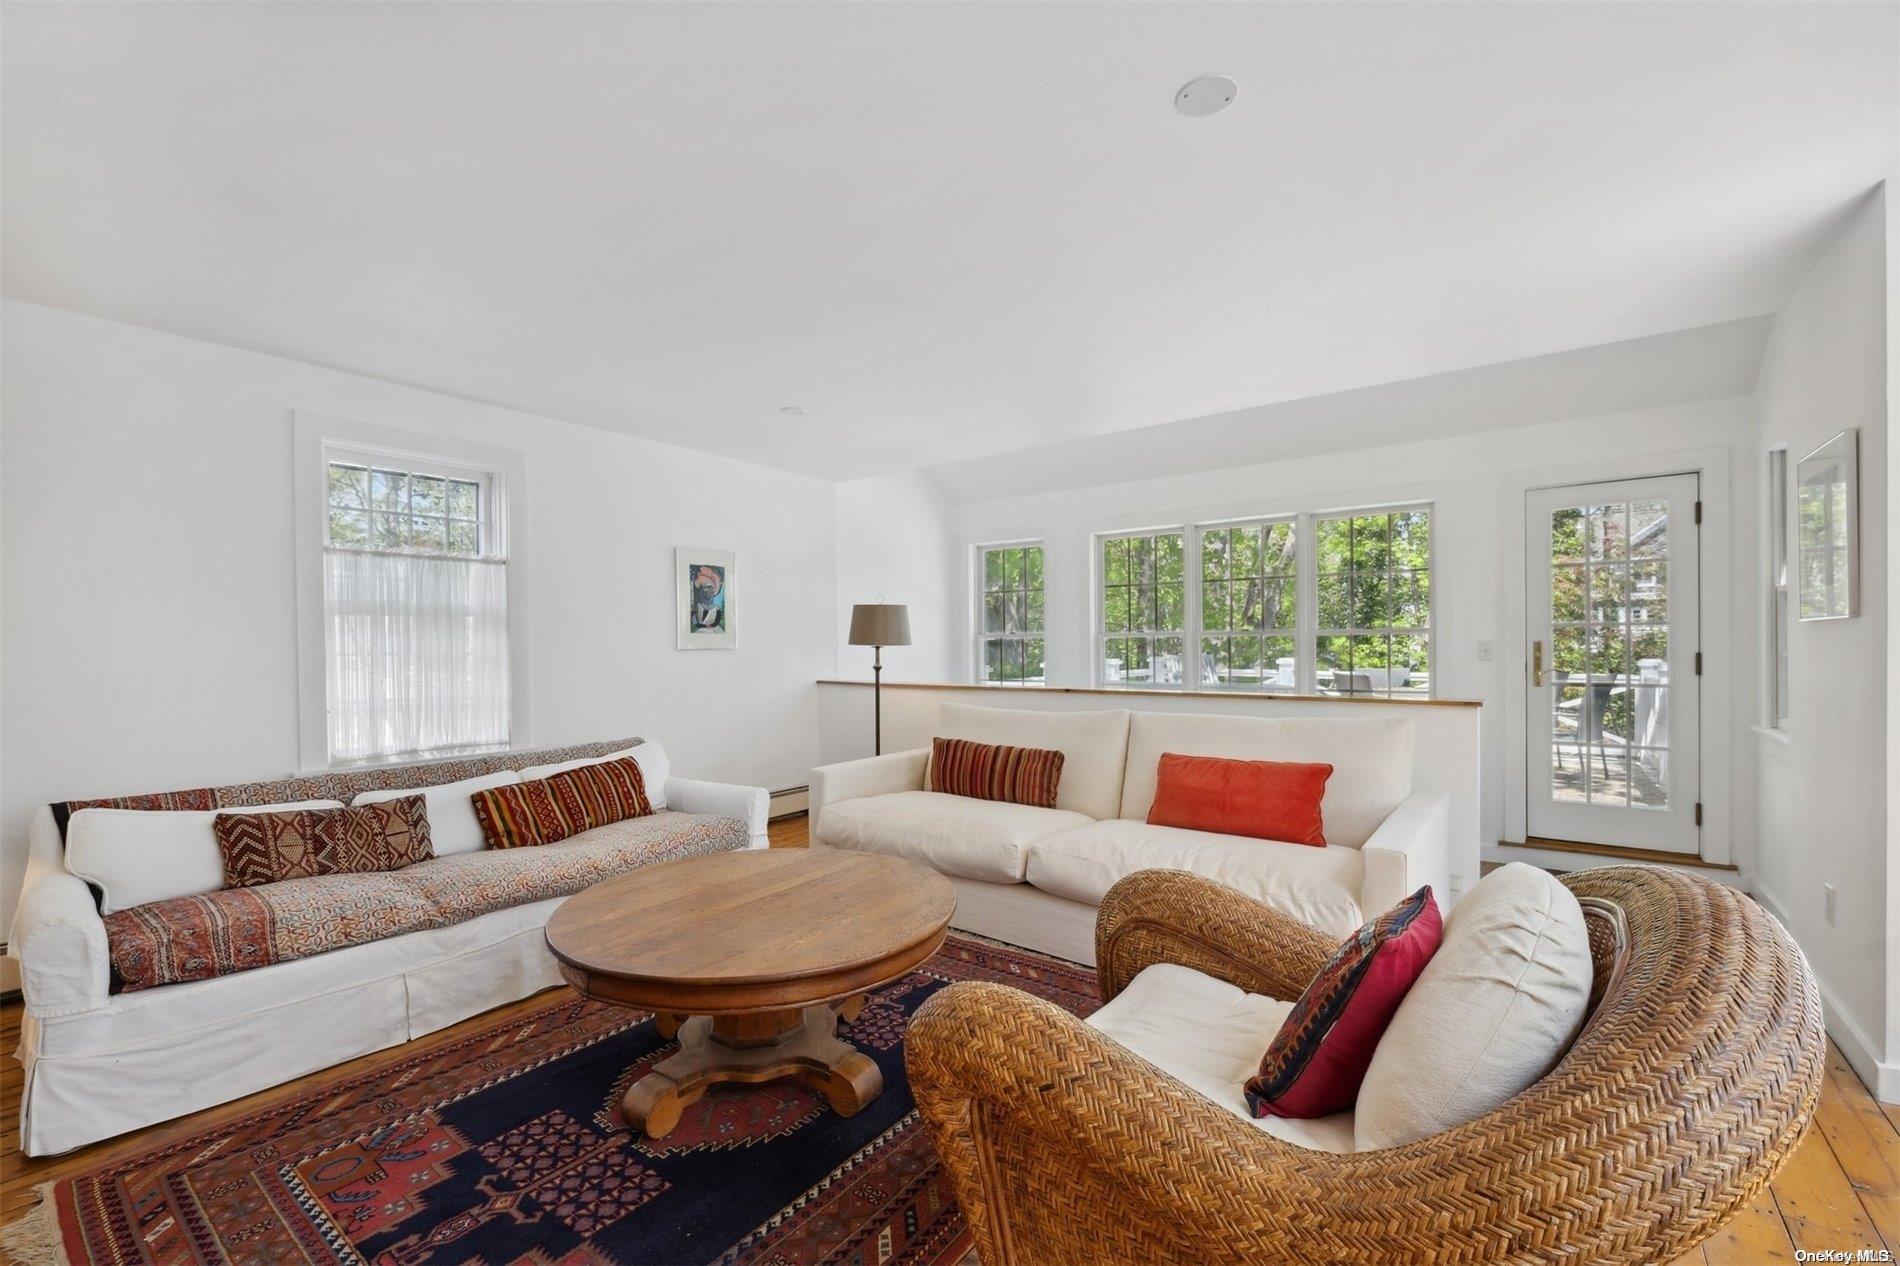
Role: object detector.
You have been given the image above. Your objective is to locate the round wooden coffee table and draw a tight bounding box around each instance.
[545,848,956,1140]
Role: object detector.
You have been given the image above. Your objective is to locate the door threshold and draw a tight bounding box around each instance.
[1501,837,1738,872]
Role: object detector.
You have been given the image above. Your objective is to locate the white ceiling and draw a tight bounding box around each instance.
[3,3,1894,480]
[923,315,1772,503]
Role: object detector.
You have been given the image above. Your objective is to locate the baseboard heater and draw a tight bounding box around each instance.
[768,786,809,820]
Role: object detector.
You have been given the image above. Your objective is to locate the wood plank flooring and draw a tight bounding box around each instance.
[1,813,1892,1266]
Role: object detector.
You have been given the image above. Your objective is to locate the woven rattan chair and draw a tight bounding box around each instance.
[907,865,1823,1265]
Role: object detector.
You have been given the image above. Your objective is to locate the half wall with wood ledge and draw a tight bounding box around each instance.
[814,678,1483,902]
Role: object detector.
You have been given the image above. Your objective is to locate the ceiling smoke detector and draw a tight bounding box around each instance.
[1174,75,1237,117]
[778,405,806,416]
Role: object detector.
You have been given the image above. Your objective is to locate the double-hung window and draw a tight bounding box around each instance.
[1100,530,1186,685]
[1314,507,1432,697]
[322,447,512,764]
[1767,447,1791,727]
[977,542,1046,683]
[1200,518,1298,691]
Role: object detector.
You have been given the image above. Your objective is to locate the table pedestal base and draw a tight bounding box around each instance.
[626,1001,881,1139]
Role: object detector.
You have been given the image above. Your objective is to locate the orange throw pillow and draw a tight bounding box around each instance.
[1146,753,1333,846]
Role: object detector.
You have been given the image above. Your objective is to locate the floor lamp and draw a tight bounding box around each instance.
[848,603,911,755]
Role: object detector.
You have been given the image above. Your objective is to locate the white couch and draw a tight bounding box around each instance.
[809,703,1451,964]
[8,738,769,1156]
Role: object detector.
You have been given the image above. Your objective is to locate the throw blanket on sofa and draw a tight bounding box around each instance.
[103,810,748,992]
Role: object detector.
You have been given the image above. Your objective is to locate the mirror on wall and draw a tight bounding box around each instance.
[1796,428,1858,621]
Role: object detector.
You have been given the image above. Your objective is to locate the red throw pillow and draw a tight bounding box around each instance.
[1245,886,1442,1119]
[1146,753,1333,846]
[930,737,1065,809]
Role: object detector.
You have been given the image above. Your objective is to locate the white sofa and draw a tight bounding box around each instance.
[8,737,769,1156]
[809,703,1451,964]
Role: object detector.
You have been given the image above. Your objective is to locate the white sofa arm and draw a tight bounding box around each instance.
[665,777,770,849]
[12,808,111,1017]
[809,748,929,843]
[1360,789,1453,916]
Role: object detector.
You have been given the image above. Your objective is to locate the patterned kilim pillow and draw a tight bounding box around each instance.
[215,796,433,888]
[470,778,573,849]
[471,757,654,849]
[1245,885,1442,1119]
[929,737,1065,809]
[546,756,654,833]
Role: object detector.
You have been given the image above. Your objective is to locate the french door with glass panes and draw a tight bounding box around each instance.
[1526,475,1701,854]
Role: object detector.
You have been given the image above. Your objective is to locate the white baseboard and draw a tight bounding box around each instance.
[1751,885,1900,1101]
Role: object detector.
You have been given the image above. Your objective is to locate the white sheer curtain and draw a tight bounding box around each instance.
[325,549,511,764]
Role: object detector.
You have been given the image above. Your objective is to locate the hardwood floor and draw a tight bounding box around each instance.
[1,812,1892,1266]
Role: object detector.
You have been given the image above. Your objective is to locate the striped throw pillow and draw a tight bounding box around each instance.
[547,756,653,833]
[471,757,654,849]
[929,737,1065,809]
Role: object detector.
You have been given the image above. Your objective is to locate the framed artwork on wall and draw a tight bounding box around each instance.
[1795,428,1858,621]
[676,548,737,649]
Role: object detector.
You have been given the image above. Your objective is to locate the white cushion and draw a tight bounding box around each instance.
[518,742,669,809]
[814,790,1091,883]
[65,800,344,914]
[931,703,1130,821]
[353,771,520,856]
[1119,713,1412,848]
[1087,963,1355,1153]
[1355,862,1591,1150]
[1026,818,1366,938]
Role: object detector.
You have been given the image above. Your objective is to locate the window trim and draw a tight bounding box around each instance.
[293,411,532,772]
[1766,445,1791,729]
[1090,500,1436,698]
[972,538,1047,685]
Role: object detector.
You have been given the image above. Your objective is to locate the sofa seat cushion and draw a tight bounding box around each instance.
[100,810,749,992]
[1088,963,1354,1153]
[1026,819,1366,937]
[816,791,1092,882]
[103,871,439,993]
[410,810,748,922]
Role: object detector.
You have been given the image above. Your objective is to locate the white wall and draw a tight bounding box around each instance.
[0,300,839,939]
[1751,187,1891,1092]
[936,398,1758,867]
[835,471,959,682]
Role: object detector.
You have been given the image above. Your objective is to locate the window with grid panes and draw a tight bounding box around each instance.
[1313,508,1431,697]
[977,543,1046,683]
[1099,531,1185,686]
[1199,518,1298,691]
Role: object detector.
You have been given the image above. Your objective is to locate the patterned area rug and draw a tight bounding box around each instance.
[7,935,1097,1266]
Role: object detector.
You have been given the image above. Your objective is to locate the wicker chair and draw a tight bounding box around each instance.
[906,865,1824,1265]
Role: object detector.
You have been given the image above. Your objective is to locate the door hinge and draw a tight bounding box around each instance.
[1694,802,1703,827]
[1694,651,1703,675]
[1694,500,1703,525]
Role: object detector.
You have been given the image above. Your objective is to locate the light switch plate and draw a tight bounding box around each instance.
[1476,641,1496,662]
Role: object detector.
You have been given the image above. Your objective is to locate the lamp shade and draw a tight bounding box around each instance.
[848,603,911,647]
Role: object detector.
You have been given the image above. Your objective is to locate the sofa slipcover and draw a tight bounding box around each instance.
[1026,819,1367,938]
[103,810,748,991]
[817,790,1090,883]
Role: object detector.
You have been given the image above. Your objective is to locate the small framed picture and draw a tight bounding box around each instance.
[1796,429,1858,621]
[676,548,736,649]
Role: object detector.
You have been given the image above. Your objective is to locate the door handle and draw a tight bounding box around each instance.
[1532,640,1545,687]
